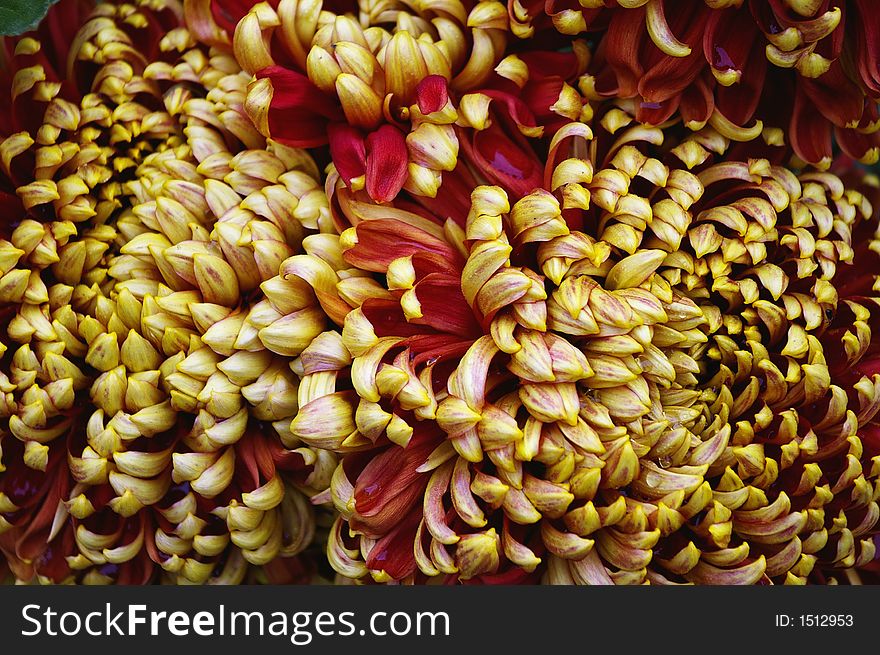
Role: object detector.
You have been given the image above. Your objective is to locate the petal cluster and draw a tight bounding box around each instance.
[223,0,511,202]
[509,0,880,168]
[285,96,880,584]
[0,0,332,584]
[2,0,879,587]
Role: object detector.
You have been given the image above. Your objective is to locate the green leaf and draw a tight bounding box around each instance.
[0,0,59,37]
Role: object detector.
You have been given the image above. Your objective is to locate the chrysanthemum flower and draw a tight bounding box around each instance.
[0,0,335,584]
[507,1,880,169]
[283,95,880,584]
[199,0,580,203]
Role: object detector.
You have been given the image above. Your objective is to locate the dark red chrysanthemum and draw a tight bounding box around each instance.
[510,0,880,168]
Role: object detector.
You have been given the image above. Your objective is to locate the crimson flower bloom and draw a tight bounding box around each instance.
[201,1,530,202]
[510,0,880,169]
[278,93,880,584]
[3,0,880,589]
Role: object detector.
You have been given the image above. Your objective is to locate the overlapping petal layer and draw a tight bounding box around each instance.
[282,97,880,584]
[508,0,880,168]
[2,0,879,586]
[0,0,333,584]
[220,0,591,202]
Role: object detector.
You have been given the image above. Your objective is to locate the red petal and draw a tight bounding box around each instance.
[33,0,96,74]
[405,335,474,368]
[482,90,540,132]
[704,5,763,76]
[416,75,449,114]
[519,50,583,82]
[738,66,794,138]
[835,123,880,162]
[365,125,409,203]
[256,66,343,147]
[364,509,421,579]
[411,160,480,227]
[352,434,437,536]
[31,523,78,583]
[362,298,441,339]
[457,93,542,198]
[635,97,679,125]
[343,219,464,271]
[790,83,833,165]
[854,0,880,95]
[705,8,766,126]
[210,0,257,35]
[234,429,278,490]
[328,123,367,187]
[799,62,865,128]
[586,41,625,99]
[603,7,647,98]
[410,250,462,277]
[678,73,714,126]
[713,58,767,128]
[462,120,543,199]
[522,77,566,123]
[15,456,69,564]
[410,273,482,338]
[638,8,711,104]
